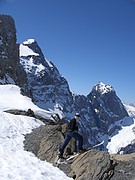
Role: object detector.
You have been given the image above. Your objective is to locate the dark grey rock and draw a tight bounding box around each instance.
[111,153,135,180]
[0,14,27,86]
[23,123,135,180]
[87,82,128,134]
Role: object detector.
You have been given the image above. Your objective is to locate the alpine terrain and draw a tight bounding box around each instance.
[0,14,135,180]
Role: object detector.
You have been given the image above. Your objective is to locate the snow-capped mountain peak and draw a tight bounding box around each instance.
[94,82,114,94]
[23,39,35,45]
[20,43,39,57]
[19,40,53,76]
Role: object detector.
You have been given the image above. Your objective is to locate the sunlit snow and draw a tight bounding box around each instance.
[20,57,45,74]
[0,84,72,180]
[20,44,39,57]
[23,39,35,45]
[107,107,135,154]
[95,82,114,94]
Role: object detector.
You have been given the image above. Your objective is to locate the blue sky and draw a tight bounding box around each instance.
[0,0,135,103]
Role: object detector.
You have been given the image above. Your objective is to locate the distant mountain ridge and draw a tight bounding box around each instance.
[129,103,135,108]
[0,14,133,151]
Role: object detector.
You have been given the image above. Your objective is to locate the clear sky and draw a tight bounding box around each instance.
[0,0,135,103]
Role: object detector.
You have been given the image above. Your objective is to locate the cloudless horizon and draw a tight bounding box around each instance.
[0,0,135,103]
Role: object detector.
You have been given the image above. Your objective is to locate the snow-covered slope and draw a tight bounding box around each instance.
[0,84,63,120]
[0,84,72,180]
[124,104,135,117]
[0,85,40,112]
[106,104,135,154]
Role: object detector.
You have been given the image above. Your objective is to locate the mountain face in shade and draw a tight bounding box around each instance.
[0,14,27,86]
[19,39,128,147]
[87,82,128,133]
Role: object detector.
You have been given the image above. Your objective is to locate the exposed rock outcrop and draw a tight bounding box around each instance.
[4,109,55,125]
[118,140,135,154]
[24,123,75,163]
[69,151,117,180]
[23,123,135,180]
[0,14,17,84]
[0,14,27,86]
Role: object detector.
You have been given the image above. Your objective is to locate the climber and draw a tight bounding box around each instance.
[58,113,85,158]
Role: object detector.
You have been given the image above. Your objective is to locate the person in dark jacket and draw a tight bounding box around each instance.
[58,113,85,158]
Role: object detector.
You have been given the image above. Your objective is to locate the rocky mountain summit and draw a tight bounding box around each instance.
[19,38,72,111]
[87,82,128,133]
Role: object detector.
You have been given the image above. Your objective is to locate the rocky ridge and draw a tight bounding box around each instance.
[23,119,135,180]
